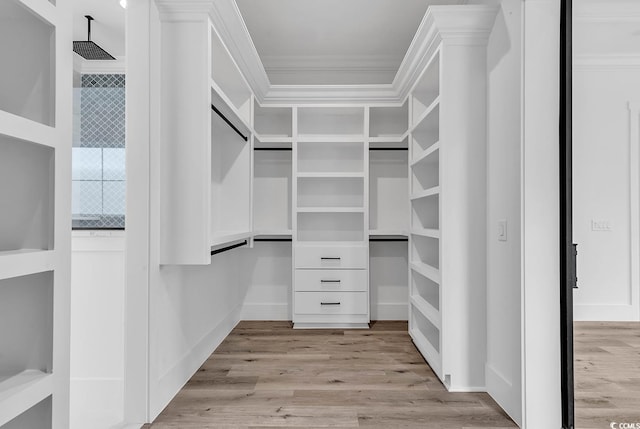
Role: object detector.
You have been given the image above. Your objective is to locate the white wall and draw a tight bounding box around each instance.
[484,0,522,424]
[70,231,125,429]
[573,67,640,321]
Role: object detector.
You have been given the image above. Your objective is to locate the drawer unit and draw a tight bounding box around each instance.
[294,245,367,269]
[294,291,368,316]
[295,269,367,292]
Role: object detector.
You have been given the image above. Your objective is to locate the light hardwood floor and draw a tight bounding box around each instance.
[145,321,516,428]
[574,322,640,429]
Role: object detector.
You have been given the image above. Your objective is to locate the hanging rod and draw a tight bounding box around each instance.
[370,238,409,242]
[211,104,248,142]
[369,147,408,151]
[254,238,293,242]
[254,148,292,151]
[211,240,248,256]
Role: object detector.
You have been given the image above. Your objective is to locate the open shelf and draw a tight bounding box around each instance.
[254,149,291,234]
[297,212,365,242]
[298,177,363,208]
[412,157,439,192]
[411,229,439,239]
[369,102,408,139]
[298,107,364,136]
[411,235,439,270]
[0,372,52,428]
[0,273,53,391]
[0,0,55,127]
[0,250,54,282]
[370,149,408,233]
[254,135,292,149]
[210,25,252,126]
[411,194,439,230]
[411,295,440,329]
[411,142,440,168]
[410,186,440,201]
[410,307,441,378]
[410,261,440,284]
[210,83,251,141]
[0,135,54,253]
[254,101,292,138]
[210,107,251,247]
[297,141,364,174]
[412,268,440,313]
[411,50,440,126]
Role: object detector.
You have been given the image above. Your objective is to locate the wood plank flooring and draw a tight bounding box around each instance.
[574,321,640,429]
[145,321,516,428]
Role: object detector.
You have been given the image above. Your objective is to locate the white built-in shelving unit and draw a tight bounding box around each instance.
[0,0,71,427]
[159,14,253,264]
[292,107,369,328]
[253,102,293,238]
[407,6,494,391]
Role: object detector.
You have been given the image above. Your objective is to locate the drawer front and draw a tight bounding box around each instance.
[295,269,367,292]
[294,246,367,269]
[294,292,368,315]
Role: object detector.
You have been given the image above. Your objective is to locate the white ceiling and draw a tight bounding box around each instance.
[72,0,125,59]
[236,0,465,85]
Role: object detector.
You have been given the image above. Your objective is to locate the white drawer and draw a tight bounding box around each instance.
[295,269,367,292]
[294,292,368,315]
[294,245,367,269]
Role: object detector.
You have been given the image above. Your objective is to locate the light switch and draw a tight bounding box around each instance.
[591,220,612,232]
[498,219,507,242]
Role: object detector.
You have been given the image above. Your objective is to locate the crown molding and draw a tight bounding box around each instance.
[574,54,640,70]
[211,1,497,105]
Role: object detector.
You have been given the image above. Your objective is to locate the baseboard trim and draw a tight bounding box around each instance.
[485,363,521,425]
[241,303,289,320]
[371,302,408,320]
[574,304,640,321]
[150,302,242,420]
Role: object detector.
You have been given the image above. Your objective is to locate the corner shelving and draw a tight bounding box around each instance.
[0,1,69,425]
[408,6,494,391]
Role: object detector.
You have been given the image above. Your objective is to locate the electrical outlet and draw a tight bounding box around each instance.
[591,220,612,232]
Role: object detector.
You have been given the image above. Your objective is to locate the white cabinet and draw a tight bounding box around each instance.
[293,107,369,328]
[0,0,71,427]
[407,6,495,391]
[158,11,253,264]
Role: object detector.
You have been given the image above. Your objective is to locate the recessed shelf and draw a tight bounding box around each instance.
[298,176,364,209]
[411,301,440,354]
[0,250,54,281]
[0,0,56,127]
[411,97,440,134]
[254,149,292,234]
[410,186,440,201]
[411,234,439,269]
[297,212,365,242]
[370,149,408,233]
[297,141,364,174]
[409,319,441,377]
[298,107,364,136]
[411,50,440,126]
[369,230,408,238]
[0,371,52,427]
[411,294,441,329]
[410,261,440,284]
[254,102,292,137]
[412,268,440,313]
[411,194,439,230]
[0,135,54,253]
[369,102,408,138]
[411,229,439,239]
[410,143,440,167]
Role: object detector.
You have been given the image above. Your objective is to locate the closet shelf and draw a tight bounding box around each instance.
[16,0,57,26]
[410,261,440,284]
[409,326,441,378]
[369,131,410,144]
[410,186,440,201]
[410,143,440,167]
[369,230,408,238]
[296,172,364,179]
[210,80,252,137]
[0,250,55,282]
[0,370,53,427]
[297,135,364,143]
[297,207,365,213]
[410,229,440,239]
[410,97,440,133]
[255,134,293,144]
[0,111,56,149]
[253,230,293,240]
[411,295,441,329]
[210,231,253,248]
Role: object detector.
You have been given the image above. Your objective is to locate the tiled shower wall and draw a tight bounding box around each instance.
[72,74,125,229]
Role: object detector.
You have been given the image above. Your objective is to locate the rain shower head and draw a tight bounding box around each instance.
[73,15,115,60]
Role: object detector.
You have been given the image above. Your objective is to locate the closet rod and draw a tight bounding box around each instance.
[369,238,409,242]
[254,238,292,242]
[211,240,248,256]
[369,147,408,151]
[254,148,292,151]
[211,104,248,141]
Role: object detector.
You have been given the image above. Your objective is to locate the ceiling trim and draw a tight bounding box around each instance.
[262,55,401,74]
[208,1,498,105]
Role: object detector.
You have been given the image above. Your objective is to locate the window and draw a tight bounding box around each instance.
[72,74,125,229]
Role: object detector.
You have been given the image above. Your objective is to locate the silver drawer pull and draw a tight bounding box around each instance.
[321,302,341,306]
[321,257,341,260]
[320,280,341,283]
